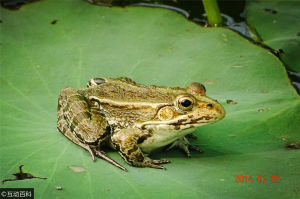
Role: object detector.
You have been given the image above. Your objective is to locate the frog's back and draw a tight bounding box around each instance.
[81,77,186,104]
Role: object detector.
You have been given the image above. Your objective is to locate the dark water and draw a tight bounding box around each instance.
[0,0,39,10]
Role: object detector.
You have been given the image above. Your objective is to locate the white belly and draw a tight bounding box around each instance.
[139,125,196,154]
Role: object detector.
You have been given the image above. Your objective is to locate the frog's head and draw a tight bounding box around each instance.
[139,82,225,131]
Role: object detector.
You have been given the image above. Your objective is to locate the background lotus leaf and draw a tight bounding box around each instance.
[1,0,299,198]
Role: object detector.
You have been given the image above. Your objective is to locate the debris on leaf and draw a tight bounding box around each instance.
[264,8,277,14]
[285,142,300,150]
[226,99,237,105]
[258,107,272,112]
[51,19,58,25]
[281,137,287,142]
[258,108,265,112]
[68,165,87,173]
[2,165,47,184]
[231,65,244,68]
[204,81,213,85]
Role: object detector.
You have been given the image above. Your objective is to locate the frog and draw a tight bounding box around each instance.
[57,77,225,171]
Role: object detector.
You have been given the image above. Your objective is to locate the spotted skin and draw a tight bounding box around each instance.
[57,77,225,171]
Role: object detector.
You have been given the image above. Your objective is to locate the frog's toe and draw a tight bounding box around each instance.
[188,145,203,153]
[165,137,189,152]
[144,162,166,170]
[151,159,170,164]
[93,148,127,171]
[166,137,203,158]
[142,157,169,169]
[89,149,96,161]
[182,145,192,158]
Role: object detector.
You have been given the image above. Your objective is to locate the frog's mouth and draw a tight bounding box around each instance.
[138,115,221,130]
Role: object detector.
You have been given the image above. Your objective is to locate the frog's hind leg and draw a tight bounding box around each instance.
[58,108,127,171]
[57,87,126,171]
[57,108,95,160]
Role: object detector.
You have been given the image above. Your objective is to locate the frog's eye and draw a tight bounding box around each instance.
[177,96,194,111]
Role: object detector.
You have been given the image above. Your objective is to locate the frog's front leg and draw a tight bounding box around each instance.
[166,136,203,158]
[111,129,170,169]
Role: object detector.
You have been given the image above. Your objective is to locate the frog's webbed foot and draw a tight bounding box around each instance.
[142,157,170,169]
[112,129,170,170]
[91,147,127,171]
[166,137,203,158]
[56,125,126,171]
